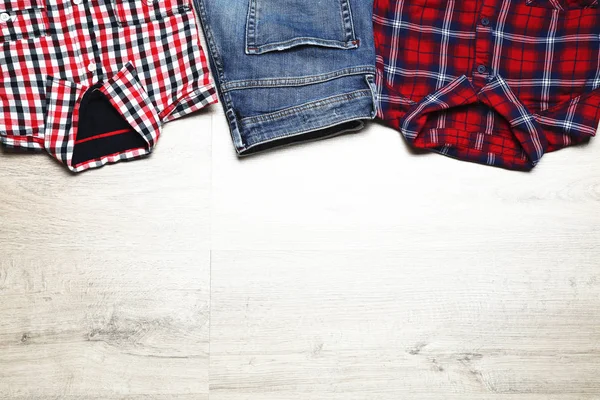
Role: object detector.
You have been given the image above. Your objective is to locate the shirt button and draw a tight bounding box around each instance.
[481,17,490,26]
[87,62,96,72]
[477,65,487,74]
[73,0,83,4]
[0,13,11,22]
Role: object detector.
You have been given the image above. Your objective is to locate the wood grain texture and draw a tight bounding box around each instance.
[210,111,600,251]
[0,116,212,399]
[1,104,599,398]
[210,250,600,400]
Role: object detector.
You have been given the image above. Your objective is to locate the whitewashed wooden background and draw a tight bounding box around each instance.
[1,104,599,399]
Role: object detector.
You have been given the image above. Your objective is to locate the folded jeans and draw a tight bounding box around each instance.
[195,0,378,154]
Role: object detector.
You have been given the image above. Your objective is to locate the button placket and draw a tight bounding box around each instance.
[80,32,97,84]
[88,59,100,84]
[472,2,497,88]
[71,1,103,86]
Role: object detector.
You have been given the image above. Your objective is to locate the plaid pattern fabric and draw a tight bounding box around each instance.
[44,62,161,172]
[0,0,217,171]
[98,62,160,150]
[374,0,600,170]
[44,76,80,165]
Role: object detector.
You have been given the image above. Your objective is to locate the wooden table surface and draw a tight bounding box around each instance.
[1,106,599,399]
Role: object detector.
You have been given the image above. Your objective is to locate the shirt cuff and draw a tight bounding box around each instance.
[44,61,161,172]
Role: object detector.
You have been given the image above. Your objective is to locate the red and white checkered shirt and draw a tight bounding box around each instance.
[0,0,217,172]
[374,0,600,170]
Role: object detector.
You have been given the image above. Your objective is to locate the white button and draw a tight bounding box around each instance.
[73,0,82,5]
[0,13,11,22]
[87,62,96,72]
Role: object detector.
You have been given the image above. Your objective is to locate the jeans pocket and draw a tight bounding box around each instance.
[0,0,48,43]
[245,0,359,55]
[113,0,191,26]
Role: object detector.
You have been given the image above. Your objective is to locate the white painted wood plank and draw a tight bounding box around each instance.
[0,255,210,398]
[0,114,213,253]
[0,115,214,399]
[210,250,600,400]
[2,86,600,400]
[210,111,600,250]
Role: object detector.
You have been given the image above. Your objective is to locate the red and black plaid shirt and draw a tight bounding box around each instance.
[0,0,217,172]
[374,0,600,170]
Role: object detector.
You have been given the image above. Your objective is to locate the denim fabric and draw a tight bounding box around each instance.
[195,0,377,154]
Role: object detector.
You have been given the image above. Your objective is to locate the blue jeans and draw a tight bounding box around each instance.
[194,0,377,154]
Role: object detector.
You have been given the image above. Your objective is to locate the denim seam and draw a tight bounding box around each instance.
[245,0,258,52]
[240,89,372,125]
[194,0,225,81]
[242,116,368,153]
[194,0,244,149]
[340,0,355,42]
[221,66,377,92]
[365,74,379,117]
[247,38,358,54]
